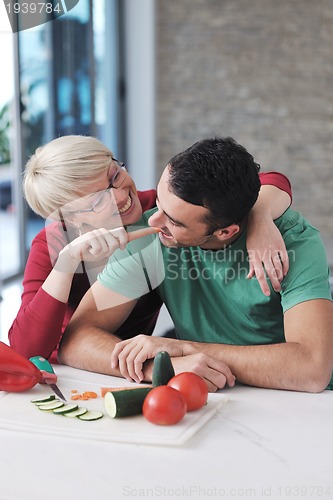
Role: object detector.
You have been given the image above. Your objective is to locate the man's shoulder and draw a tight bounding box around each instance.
[275,208,320,237]
[277,208,331,310]
[142,207,158,222]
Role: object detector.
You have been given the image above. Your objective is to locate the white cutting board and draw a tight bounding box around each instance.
[0,369,228,446]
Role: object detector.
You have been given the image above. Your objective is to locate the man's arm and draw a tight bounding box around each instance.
[112,298,333,392]
[189,299,333,392]
[58,282,138,374]
[59,282,236,391]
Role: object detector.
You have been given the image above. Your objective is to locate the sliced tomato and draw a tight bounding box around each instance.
[143,386,187,425]
[167,372,208,411]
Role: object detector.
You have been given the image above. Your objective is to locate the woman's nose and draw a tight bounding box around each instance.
[112,186,128,206]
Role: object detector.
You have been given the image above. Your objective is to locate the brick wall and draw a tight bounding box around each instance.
[156,0,333,264]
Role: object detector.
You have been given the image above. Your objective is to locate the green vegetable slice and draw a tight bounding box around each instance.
[78,410,104,421]
[64,407,88,418]
[53,403,79,415]
[36,398,61,407]
[31,395,56,405]
[38,400,64,411]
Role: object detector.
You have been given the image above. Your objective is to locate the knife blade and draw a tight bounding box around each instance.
[29,356,67,402]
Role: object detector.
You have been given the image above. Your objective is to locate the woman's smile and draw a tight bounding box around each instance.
[117,195,132,215]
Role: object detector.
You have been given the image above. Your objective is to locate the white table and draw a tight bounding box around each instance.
[1,365,332,500]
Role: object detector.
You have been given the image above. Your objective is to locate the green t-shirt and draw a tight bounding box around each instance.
[98,208,333,389]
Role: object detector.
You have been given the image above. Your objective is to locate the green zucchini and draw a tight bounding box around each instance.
[104,387,152,418]
[152,351,175,387]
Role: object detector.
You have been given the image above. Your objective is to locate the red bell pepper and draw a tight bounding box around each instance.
[0,341,43,392]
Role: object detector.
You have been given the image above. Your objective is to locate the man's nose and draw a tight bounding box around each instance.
[148,209,164,227]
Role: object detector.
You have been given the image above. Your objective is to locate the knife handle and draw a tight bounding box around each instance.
[29,356,57,383]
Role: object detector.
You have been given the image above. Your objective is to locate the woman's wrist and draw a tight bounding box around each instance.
[41,265,75,303]
[54,247,80,274]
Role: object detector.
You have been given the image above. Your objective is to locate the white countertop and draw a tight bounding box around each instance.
[1,365,332,500]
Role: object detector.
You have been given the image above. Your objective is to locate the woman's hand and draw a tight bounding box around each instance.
[246,212,289,295]
[246,183,291,296]
[54,226,160,273]
[55,227,128,273]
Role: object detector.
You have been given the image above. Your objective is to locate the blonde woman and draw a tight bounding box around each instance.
[8,135,292,362]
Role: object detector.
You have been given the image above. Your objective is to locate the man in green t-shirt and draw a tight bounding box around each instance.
[60,137,333,392]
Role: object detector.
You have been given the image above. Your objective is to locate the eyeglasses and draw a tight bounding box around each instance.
[62,158,127,215]
[109,158,127,189]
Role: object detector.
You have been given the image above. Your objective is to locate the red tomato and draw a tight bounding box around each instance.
[167,372,208,411]
[143,386,187,425]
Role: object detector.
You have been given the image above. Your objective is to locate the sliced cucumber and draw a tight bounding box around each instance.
[64,407,88,418]
[31,395,56,405]
[104,387,152,418]
[31,397,102,420]
[37,398,60,407]
[78,410,104,421]
[152,351,175,387]
[38,400,64,411]
[53,403,79,415]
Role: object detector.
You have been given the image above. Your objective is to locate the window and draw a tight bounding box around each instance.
[0,0,121,282]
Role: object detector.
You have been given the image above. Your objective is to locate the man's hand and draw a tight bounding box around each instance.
[111,334,236,391]
[111,335,186,382]
[168,354,235,392]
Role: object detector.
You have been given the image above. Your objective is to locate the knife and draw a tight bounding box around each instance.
[29,356,67,402]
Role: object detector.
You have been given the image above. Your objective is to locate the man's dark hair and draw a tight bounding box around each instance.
[168,137,261,232]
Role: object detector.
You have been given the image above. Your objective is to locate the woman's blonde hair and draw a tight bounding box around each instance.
[23,135,114,218]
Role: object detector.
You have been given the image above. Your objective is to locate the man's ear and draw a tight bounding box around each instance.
[213,224,240,241]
